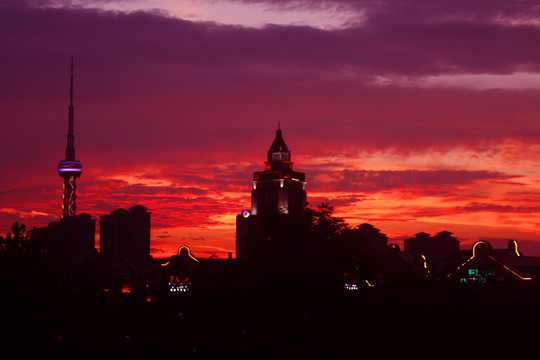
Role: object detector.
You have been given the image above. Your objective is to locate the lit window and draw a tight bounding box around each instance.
[169,276,192,293]
[344,283,359,291]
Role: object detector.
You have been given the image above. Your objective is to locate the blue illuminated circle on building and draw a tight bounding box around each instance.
[242,210,251,218]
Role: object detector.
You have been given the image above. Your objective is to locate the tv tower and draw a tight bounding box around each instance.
[57,57,83,218]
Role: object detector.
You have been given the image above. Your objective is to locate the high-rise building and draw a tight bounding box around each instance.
[100,205,152,273]
[236,127,307,259]
[57,57,83,218]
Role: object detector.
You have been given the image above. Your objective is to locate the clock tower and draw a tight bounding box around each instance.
[236,126,307,260]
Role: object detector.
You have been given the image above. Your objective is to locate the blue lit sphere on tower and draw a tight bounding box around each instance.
[58,160,83,178]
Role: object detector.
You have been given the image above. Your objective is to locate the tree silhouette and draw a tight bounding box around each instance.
[0,222,34,253]
[308,203,349,244]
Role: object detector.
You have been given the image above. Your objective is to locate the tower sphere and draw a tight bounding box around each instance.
[58,160,82,178]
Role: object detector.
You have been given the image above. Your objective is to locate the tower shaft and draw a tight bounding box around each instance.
[62,176,77,217]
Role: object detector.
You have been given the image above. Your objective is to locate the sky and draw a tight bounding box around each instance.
[2,0,540,258]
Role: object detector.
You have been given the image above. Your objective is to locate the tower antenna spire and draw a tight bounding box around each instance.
[66,56,75,161]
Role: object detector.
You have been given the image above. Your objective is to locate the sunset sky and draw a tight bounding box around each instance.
[3,0,540,257]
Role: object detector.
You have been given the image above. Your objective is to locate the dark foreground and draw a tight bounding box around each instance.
[3,272,540,360]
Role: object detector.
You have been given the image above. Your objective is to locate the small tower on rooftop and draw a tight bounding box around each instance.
[267,126,291,163]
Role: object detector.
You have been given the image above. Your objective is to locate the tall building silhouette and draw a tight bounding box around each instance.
[57,57,83,218]
[236,127,307,259]
[100,205,152,273]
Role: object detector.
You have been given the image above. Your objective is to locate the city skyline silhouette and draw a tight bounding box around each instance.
[4,3,540,359]
[3,1,540,258]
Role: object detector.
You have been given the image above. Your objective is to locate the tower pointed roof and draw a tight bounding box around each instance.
[267,127,291,162]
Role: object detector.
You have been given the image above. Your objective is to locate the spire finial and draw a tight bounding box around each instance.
[276,122,282,138]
